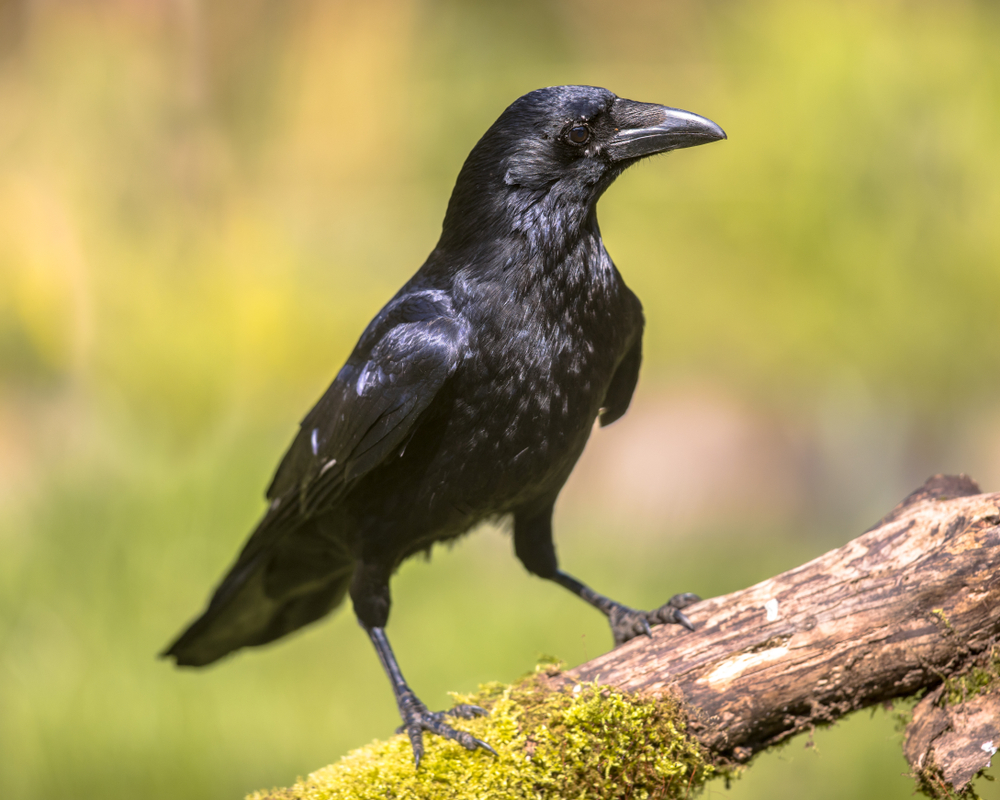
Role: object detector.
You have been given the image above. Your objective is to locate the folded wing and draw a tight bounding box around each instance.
[164,305,464,666]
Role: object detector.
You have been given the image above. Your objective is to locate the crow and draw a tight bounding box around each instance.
[164,85,725,765]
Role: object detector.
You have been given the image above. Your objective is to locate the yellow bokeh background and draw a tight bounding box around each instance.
[1,1,998,798]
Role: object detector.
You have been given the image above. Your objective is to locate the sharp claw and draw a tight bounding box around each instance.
[475,738,498,757]
[675,610,695,631]
[414,750,422,770]
[640,617,653,638]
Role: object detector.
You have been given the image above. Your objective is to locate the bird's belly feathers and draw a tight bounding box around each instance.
[454,342,607,489]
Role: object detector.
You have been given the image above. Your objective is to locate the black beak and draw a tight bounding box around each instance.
[606,100,726,162]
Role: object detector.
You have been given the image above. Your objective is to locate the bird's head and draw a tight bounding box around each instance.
[438,85,726,255]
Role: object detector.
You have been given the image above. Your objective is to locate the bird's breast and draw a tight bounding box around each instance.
[445,276,640,509]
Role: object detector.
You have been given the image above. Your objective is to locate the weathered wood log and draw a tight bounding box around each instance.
[253,475,1000,799]
[572,473,1000,793]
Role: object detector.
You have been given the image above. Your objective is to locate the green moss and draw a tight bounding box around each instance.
[931,609,955,635]
[912,647,1000,799]
[889,694,922,733]
[940,647,1000,708]
[913,755,995,800]
[248,671,723,800]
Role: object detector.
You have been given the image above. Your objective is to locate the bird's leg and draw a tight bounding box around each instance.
[513,505,700,647]
[552,571,699,646]
[351,562,494,767]
[365,627,495,767]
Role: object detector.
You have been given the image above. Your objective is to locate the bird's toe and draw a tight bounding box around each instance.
[405,725,426,770]
[609,605,654,646]
[446,703,488,720]
[667,592,701,610]
[647,594,701,630]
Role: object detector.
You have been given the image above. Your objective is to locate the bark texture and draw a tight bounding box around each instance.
[571,474,1000,792]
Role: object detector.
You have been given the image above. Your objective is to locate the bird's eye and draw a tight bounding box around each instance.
[567,125,590,145]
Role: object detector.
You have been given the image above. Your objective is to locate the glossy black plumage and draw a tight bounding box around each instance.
[164,85,725,763]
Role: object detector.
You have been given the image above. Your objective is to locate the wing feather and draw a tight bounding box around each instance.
[268,314,462,516]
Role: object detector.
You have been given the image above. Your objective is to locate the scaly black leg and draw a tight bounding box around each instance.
[366,627,495,768]
[513,503,700,647]
[350,560,494,767]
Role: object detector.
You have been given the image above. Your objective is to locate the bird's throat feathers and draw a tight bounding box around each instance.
[434,161,617,303]
[435,203,615,310]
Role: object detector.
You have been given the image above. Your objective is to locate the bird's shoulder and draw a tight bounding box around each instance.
[353,286,463,355]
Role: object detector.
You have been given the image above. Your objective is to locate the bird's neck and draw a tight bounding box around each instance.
[437,178,611,275]
[428,204,620,320]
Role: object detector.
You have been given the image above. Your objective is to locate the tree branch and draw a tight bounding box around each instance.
[572,473,1000,793]
[253,475,1000,799]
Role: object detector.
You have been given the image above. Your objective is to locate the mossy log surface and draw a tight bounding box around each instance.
[253,475,1000,800]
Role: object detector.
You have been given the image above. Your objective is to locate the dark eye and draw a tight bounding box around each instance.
[567,125,590,145]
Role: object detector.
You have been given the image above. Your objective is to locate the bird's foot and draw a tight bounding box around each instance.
[609,592,701,646]
[395,690,496,768]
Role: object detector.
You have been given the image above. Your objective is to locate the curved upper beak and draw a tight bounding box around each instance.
[606,100,726,162]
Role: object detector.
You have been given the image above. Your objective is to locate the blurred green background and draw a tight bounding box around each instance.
[1,0,999,797]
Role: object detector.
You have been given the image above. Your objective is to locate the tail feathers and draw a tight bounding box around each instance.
[163,514,355,667]
[164,569,351,666]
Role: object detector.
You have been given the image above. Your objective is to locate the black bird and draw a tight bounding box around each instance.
[164,85,725,764]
